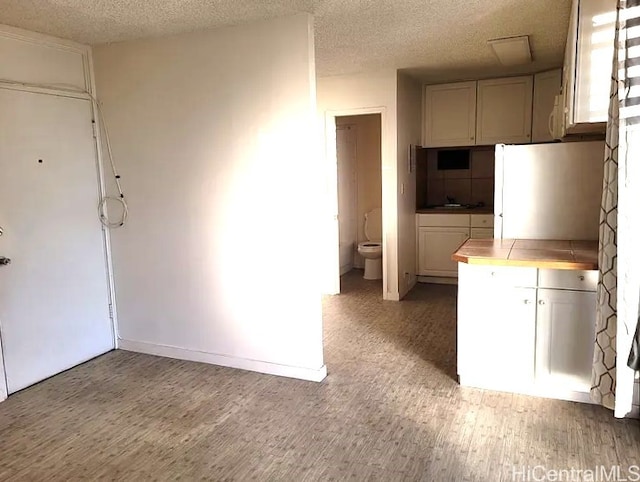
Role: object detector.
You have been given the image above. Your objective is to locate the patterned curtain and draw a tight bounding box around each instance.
[592,0,640,414]
[590,7,619,409]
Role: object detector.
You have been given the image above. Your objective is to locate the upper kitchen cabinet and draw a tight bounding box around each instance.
[423,81,476,147]
[532,69,562,143]
[476,76,533,145]
[562,0,616,134]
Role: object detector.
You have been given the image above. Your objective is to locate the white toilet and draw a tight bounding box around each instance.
[357,208,383,280]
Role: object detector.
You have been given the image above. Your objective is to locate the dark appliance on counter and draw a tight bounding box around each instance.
[437,149,470,170]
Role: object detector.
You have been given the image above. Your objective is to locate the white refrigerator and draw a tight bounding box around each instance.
[494,141,605,240]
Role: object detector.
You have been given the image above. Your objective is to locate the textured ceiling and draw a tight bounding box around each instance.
[0,0,571,82]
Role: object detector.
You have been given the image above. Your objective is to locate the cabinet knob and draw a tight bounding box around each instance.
[578,275,585,281]
[470,136,474,140]
[524,299,531,304]
[538,300,545,305]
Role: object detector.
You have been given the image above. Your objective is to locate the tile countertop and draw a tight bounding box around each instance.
[451,239,598,270]
[416,207,494,215]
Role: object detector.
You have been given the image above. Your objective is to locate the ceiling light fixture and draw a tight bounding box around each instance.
[488,35,532,66]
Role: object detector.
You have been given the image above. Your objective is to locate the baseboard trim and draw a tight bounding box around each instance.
[459,375,594,404]
[339,263,353,276]
[399,275,418,300]
[384,292,400,301]
[118,339,328,382]
[417,275,458,285]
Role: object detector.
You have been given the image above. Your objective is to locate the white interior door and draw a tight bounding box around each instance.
[0,88,113,394]
[336,125,357,274]
[535,288,596,392]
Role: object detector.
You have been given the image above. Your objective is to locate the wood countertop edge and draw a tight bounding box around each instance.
[451,254,598,271]
[451,253,597,271]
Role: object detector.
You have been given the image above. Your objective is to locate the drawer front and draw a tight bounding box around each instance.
[471,214,494,228]
[538,269,598,292]
[470,227,494,239]
[459,263,538,287]
[417,213,470,227]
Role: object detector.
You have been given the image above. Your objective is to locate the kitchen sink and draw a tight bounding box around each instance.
[423,203,484,210]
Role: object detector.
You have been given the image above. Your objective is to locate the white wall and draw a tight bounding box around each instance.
[93,14,326,381]
[616,128,640,418]
[396,72,422,298]
[317,70,399,300]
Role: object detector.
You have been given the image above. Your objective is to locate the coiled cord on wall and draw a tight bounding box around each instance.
[0,79,128,228]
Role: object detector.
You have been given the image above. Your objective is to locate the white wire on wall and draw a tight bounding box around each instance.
[0,79,128,228]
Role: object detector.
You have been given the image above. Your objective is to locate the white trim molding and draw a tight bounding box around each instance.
[417,275,458,285]
[323,106,397,300]
[118,340,328,383]
[459,375,594,405]
[0,339,7,402]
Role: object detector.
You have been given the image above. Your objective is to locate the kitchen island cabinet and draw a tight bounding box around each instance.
[454,238,598,403]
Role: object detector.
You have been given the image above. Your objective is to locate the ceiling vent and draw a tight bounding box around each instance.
[487,35,532,66]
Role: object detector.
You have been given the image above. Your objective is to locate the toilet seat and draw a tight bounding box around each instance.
[358,241,382,252]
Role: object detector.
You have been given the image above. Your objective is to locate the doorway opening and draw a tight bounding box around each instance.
[334,113,382,294]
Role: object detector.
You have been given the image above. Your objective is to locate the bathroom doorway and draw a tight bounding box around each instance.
[334,113,383,293]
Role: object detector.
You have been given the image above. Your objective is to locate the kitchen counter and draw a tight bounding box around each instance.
[416,207,494,215]
[451,238,598,270]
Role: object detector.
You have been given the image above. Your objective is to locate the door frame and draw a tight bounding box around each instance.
[0,24,118,401]
[323,107,387,296]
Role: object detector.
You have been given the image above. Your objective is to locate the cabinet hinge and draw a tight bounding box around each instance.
[91,121,98,138]
[108,303,114,320]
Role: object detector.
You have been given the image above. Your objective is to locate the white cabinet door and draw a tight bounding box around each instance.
[417,227,469,276]
[532,69,561,143]
[476,76,533,145]
[458,281,537,387]
[574,0,616,124]
[535,288,596,393]
[423,81,476,147]
[562,0,579,132]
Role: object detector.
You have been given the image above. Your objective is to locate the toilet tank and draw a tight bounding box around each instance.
[364,208,382,241]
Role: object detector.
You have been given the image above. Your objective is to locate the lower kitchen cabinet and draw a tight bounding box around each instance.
[535,288,596,393]
[457,263,597,403]
[416,213,493,279]
[417,227,469,277]
[458,284,536,389]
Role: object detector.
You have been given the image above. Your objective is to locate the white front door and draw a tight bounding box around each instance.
[0,88,114,395]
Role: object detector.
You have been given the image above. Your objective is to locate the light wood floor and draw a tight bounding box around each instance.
[0,270,638,480]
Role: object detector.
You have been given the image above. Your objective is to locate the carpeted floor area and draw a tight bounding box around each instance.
[0,270,638,480]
